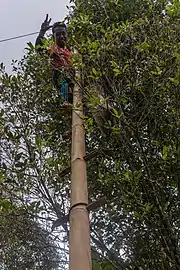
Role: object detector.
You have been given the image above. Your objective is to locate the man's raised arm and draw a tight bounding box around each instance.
[35,14,52,52]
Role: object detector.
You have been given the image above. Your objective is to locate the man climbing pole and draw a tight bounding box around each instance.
[35,14,74,105]
[35,15,115,136]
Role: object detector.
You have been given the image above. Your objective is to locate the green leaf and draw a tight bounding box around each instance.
[110,61,119,69]
[112,127,120,135]
[151,66,162,75]
[0,200,12,211]
[123,63,129,72]
[162,145,168,160]
[26,42,35,52]
[113,108,120,119]
[113,68,121,76]
[174,52,180,59]
[134,211,141,218]
[0,108,4,117]
[92,68,98,77]
[15,152,23,162]
[0,62,4,69]
[0,172,5,184]
[168,77,179,85]
[140,41,151,51]
[35,135,42,152]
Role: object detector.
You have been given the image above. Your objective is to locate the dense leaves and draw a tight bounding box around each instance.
[0,51,70,269]
[0,0,180,269]
[0,212,61,270]
[68,0,180,269]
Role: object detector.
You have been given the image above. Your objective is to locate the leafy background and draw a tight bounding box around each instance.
[0,0,180,269]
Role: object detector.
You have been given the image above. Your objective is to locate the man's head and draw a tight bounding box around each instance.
[52,22,67,48]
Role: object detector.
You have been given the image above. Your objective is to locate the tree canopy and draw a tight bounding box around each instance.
[0,0,180,269]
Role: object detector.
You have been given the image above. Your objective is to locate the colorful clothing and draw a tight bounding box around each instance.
[48,45,74,103]
[52,70,73,104]
[48,45,72,69]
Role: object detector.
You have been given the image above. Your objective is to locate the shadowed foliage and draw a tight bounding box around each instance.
[0,0,180,269]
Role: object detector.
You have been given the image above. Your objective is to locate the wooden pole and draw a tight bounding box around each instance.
[69,71,92,270]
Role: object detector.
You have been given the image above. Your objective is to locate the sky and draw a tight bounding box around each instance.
[0,0,69,73]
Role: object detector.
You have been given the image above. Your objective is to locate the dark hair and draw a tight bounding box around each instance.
[52,22,67,34]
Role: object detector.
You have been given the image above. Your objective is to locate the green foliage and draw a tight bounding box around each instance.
[93,260,116,270]
[0,0,180,269]
[0,212,61,270]
[68,0,180,269]
[0,45,70,269]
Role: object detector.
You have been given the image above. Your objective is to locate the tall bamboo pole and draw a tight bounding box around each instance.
[69,70,92,270]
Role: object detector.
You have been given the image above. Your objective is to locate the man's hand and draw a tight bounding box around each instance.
[40,14,52,34]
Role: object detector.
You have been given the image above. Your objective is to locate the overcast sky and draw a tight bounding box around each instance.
[0,0,69,73]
